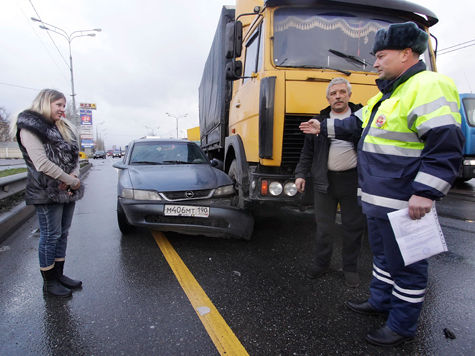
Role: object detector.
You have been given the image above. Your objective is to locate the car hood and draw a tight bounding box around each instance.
[127,164,233,192]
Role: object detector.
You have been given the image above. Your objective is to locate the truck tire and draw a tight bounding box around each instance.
[228,159,246,209]
[117,200,134,234]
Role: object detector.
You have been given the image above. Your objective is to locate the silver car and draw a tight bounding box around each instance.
[112,138,253,239]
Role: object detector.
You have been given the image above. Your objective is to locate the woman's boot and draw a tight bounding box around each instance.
[41,268,72,297]
[55,261,82,289]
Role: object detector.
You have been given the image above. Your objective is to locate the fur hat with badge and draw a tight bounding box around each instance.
[372,21,428,55]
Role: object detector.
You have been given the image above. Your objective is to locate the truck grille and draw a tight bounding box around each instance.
[281,115,313,170]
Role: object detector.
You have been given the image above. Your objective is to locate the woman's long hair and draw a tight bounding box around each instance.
[11,89,78,144]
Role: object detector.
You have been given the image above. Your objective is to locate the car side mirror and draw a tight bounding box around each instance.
[112,162,126,169]
[210,158,224,170]
[225,60,243,81]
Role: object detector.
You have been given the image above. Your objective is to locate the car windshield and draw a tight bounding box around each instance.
[129,141,209,165]
[274,8,400,73]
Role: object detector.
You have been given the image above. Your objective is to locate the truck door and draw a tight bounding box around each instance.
[229,22,264,163]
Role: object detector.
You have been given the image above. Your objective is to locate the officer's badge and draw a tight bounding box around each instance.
[375,115,386,128]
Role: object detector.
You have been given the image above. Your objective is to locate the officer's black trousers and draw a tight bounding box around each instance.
[312,169,365,272]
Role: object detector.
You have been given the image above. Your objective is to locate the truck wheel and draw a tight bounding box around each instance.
[117,200,134,234]
[228,159,245,209]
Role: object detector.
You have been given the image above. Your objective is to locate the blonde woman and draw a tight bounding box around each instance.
[14,89,84,297]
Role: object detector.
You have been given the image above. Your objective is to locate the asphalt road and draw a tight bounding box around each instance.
[0,158,474,355]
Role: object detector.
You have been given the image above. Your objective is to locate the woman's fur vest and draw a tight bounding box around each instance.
[16,110,84,204]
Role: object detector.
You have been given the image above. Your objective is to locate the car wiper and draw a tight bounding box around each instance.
[131,161,162,165]
[162,160,189,164]
[299,65,351,76]
[328,49,371,67]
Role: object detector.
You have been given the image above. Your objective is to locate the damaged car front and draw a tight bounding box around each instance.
[113,138,254,239]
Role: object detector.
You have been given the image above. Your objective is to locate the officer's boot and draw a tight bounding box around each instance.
[55,261,82,289]
[41,268,72,297]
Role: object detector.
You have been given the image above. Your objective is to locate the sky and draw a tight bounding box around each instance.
[1,0,474,149]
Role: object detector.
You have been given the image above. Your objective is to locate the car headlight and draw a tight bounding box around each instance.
[213,184,235,197]
[269,181,283,196]
[121,188,161,200]
[284,182,298,196]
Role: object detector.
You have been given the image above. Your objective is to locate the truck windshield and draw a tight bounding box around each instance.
[463,98,475,126]
[273,8,397,73]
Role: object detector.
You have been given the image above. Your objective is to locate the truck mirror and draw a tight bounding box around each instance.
[225,60,243,81]
[234,21,242,57]
[225,21,243,59]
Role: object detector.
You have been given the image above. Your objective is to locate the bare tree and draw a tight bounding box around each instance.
[0,107,11,142]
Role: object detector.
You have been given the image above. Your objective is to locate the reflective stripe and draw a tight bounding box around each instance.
[414,171,451,194]
[327,119,336,138]
[416,114,461,136]
[361,192,408,210]
[354,108,363,121]
[373,264,392,278]
[357,188,362,197]
[392,290,425,303]
[367,127,421,143]
[372,271,394,285]
[363,142,422,157]
[408,97,459,128]
[394,283,426,296]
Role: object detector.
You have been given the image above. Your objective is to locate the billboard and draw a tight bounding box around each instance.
[81,139,95,148]
[80,103,97,110]
[80,110,93,125]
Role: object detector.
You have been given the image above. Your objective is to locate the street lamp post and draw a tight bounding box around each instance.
[165,112,188,138]
[31,17,101,126]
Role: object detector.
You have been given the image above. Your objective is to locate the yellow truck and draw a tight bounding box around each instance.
[199,0,438,209]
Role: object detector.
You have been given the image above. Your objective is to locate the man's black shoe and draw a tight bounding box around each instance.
[345,300,388,316]
[305,266,330,279]
[365,325,414,347]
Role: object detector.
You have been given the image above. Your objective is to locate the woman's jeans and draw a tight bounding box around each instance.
[35,202,76,269]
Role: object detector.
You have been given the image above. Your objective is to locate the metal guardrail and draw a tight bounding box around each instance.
[0,160,90,202]
[0,172,28,200]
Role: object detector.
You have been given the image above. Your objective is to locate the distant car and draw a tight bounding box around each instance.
[93,150,106,159]
[113,150,122,158]
[112,138,253,239]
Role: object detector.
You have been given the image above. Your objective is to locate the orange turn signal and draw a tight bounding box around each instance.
[261,180,268,195]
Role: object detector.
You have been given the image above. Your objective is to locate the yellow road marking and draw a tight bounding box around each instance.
[152,231,249,356]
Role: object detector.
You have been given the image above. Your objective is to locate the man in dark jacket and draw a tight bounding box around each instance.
[295,77,365,288]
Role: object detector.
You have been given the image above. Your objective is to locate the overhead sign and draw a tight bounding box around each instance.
[80,110,93,125]
[80,103,97,110]
[80,133,93,139]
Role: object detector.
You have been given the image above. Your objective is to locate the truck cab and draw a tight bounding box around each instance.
[459,93,475,180]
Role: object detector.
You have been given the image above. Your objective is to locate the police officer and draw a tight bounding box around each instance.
[300,22,464,347]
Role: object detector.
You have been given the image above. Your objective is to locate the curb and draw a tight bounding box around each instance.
[0,163,92,244]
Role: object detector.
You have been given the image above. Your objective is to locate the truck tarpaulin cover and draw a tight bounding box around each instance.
[199,6,235,149]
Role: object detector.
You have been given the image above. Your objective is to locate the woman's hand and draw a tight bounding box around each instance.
[69,174,81,190]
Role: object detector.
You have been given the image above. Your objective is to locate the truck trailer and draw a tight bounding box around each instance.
[199,0,438,209]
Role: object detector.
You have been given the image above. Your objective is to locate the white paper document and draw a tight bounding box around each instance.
[388,205,447,266]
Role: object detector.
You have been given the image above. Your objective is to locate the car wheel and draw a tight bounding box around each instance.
[117,200,134,234]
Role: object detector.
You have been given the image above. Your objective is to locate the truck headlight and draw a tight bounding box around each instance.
[121,188,161,200]
[284,182,298,196]
[269,181,283,196]
[213,184,235,197]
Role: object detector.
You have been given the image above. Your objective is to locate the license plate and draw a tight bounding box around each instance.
[164,205,209,218]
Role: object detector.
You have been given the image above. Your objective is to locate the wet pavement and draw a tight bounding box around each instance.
[0,158,474,355]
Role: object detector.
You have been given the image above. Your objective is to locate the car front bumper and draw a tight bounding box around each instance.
[118,198,254,240]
